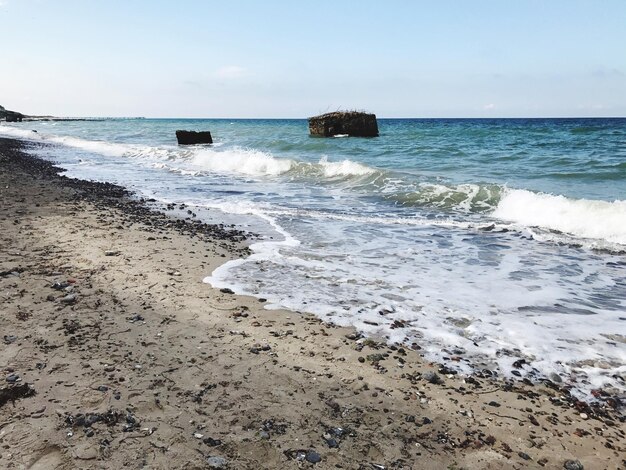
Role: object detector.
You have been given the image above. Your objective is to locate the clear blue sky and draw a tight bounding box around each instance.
[1,0,625,118]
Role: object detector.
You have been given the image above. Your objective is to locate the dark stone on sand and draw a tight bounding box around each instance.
[3,335,17,344]
[519,452,531,460]
[203,437,222,446]
[422,417,432,424]
[308,111,379,137]
[176,130,213,145]
[564,460,584,470]
[60,294,77,304]
[423,371,442,384]
[0,383,35,407]
[220,288,234,294]
[6,374,20,383]
[488,400,501,407]
[305,450,322,463]
[324,437,339,448]
[206,456,228,468]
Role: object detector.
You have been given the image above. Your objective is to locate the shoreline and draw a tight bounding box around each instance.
[1,137,624,469]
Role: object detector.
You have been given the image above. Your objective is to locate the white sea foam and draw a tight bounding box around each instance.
[494,189,626,245]
[189,147,293,176]
[318,156,375,177]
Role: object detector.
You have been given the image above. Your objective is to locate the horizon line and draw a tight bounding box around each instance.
[15,115,626,120]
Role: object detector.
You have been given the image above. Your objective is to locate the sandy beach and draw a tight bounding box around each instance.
[0,137,624,469]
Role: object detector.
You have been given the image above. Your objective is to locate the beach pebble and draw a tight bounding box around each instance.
[6,373,20,383]
[305,450,322,463]
[258,431,270,440]
[423,371,442,384]
[3,335,17,344]
[206,456,228,468]
[518,452,531,460]
[204,437,222,446]
[579,413,588,419]
[564,460,584,470]
[60,294,76,304]
[324,437,339,448]
[104,250,120,256]
[549,373,562,383]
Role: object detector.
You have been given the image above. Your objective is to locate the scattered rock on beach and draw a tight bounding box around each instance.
[423,371,443,384]
[564,460,584,470]
[6,374,20,383]
[305,450,322,463]
[206,456,228,468]
[3,335,17,344]
[0,383,35,407]
[60,294,77,304]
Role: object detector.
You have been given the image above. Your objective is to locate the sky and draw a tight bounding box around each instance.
[1,0,625,118]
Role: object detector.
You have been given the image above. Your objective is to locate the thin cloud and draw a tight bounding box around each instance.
[215,66,247,79]
[483,103,496,110]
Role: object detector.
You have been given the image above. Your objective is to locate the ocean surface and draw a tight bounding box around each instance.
[2,118,625,397]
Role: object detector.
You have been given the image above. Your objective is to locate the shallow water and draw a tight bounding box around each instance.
[2,117,625,397]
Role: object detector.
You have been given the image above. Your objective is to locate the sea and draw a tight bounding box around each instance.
[2,117,625,398]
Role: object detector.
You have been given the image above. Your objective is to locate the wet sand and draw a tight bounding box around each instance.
[0,137,624,469]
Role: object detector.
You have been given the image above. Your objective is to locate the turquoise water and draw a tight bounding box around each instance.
[2,118,625,397]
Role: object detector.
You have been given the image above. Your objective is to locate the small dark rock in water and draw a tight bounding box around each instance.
[220,288,234,294]
[549,373,563,383]
[3,335,17,345]
[206,456,228,468]
[305,450,322,463]
[512,359,527,369]
[308,111,379,137]
[564,460,584,470]
[423,371,442,384]
[176,130,213,145]
[519,452,531,460]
